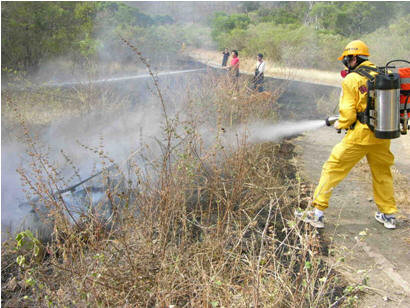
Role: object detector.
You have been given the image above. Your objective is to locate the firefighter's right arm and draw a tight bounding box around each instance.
[337,78,358,129]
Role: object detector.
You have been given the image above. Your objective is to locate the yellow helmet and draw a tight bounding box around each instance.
[337,40,370,61]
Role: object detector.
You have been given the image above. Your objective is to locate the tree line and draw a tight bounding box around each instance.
[210,1,410,69]
[1,2,174,73]
[2,1,409,74]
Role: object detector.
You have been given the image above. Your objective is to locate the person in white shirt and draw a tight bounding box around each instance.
[253,53,265,92]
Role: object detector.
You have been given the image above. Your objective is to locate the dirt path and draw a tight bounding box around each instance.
[188,48,341,87]
[293,128,410,307]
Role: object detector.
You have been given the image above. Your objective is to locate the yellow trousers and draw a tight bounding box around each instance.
[313,140,397,214]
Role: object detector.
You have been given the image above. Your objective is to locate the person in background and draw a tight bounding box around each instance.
[222,48,230,67]
[229,50,240,90]
[253,53,265,92]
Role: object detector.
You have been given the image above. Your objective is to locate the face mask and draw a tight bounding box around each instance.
[342,56,350,68]
[342,55,356,70]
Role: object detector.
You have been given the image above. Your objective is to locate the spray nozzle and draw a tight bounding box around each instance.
[325,115,339,127]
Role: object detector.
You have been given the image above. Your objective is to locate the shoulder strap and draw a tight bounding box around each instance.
[353,65,380,81]
[349,65,381,132]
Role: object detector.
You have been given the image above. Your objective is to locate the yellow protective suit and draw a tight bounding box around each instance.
[313,61,397,214]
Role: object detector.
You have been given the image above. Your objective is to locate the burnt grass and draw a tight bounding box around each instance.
[2,64,347,306]
[1,140,347,307]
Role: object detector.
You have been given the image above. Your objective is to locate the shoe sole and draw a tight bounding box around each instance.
[295,211,324,229]
[375,215,396,229]
[308,220,324,229]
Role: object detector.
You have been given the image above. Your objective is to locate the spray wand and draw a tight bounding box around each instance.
[325,115,342,133]
[325,115,339,127]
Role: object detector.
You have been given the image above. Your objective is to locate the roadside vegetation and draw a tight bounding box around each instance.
[210,2,410,70]
[1,1,212,80]
[3,2,409,80]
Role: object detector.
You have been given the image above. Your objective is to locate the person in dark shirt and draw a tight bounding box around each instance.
[222,48,230,67]
[253,53,265,92]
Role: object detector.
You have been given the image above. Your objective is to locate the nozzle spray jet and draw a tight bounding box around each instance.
[325,115,339,127]
[325,115,342,134]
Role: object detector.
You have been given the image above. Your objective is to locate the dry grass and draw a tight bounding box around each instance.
[1,42,348,307]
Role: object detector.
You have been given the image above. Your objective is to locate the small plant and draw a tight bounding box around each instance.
[15,230,43,266]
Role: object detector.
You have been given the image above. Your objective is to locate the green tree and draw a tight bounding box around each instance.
[258,2,309,25]
[210,12,251,46]
[1,1,177,73]
[310,2,395,36]
[240,2,260,15]
[1,2,97,72]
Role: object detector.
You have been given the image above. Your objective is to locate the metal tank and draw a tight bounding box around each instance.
[374,73,401,139]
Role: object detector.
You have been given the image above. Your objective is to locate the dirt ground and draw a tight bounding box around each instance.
[293,128,410,307]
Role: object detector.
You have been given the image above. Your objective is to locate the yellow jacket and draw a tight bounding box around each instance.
[338,61,389,145]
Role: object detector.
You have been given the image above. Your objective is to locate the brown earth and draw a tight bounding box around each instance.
[293,127,410,307]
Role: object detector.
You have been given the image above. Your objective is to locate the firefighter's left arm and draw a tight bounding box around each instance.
[337,78,358,129]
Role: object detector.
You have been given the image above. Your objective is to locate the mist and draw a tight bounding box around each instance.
[246,120,326,143]
[1,1,363,241]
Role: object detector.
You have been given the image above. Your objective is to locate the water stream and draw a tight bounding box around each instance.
[44,68,206,87]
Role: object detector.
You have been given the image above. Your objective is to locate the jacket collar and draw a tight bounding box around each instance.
[356,60,375,69]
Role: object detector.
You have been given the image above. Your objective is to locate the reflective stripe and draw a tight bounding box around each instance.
[401,77,410,90]
[398,68,410,90]
[398,67,410,76]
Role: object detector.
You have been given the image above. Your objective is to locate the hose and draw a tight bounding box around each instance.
[384,59,410,74]
[403,95,409,134]
[385,59,410,68]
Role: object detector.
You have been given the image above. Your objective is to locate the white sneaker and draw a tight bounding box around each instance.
[295,209,324,229]
[375,212,396,229]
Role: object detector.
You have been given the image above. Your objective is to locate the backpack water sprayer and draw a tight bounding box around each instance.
[325,59,410,139]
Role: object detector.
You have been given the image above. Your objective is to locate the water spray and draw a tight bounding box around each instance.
[325,115,339,127]
[44,68,206,87]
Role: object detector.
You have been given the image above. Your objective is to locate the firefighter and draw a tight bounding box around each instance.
[303,40,397,229]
